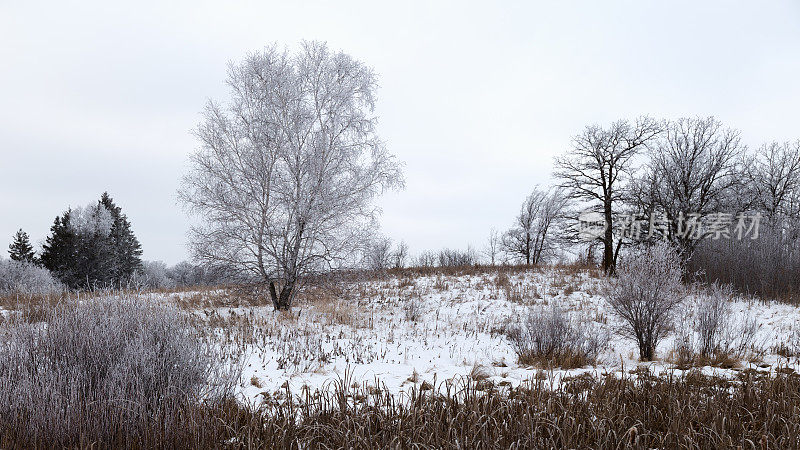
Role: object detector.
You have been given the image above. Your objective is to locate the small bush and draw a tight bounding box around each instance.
[404,297,423,322]
[606,242,685,361]
[695,283,734,357]
[0,258,64,297]
[506,304,607,369]
[130,260,177,290]
[674,284,763,366]
[0,297,236,447]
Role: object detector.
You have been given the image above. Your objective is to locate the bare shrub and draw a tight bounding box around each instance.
[606,242,685,361]
[437,247,478,267]
[689,223,800,304]
[0,297,236,446]
[674,284,763,366]
[130,260,177,290]
[0,258,64,296]
[782,322,800,361]
[506,304,607,368]
[695,283,733,357]
[403,296,423,322]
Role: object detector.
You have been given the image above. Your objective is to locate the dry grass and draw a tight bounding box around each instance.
[6,369,789,449]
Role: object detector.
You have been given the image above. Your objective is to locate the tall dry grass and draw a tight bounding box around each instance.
[0,296,239,449]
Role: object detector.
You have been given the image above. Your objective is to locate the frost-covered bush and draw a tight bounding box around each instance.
[0,258,64,296]
[674,284,762,364]
[606,242,685,361]
[506,304,607,368]
[166,261,228,287]
[130,260,176,290]
[0,297,236,445]
[695,283,733,357]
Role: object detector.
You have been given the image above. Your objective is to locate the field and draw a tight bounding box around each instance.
[165,266,798,404]
[3,265,800,448]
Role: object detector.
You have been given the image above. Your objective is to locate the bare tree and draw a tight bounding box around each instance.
[606,242,685,361]
[648,117,746,256]
[554,117,661,274]
[392,240,408,269]
[414,251,437,268]
[437,247,477,267]
[483,228,501,266]
[179,42,404,310]
[746,140,800,221]
[366,237,393,271]
[502,187,568,266]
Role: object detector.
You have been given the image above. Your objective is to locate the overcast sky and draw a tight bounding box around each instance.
[1,1,799,264]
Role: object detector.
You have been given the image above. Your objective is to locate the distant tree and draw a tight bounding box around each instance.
[392,240,409,269]
[437,247,477,267]
[366,237,393,271]
[483,228,500,266]
[414,251,437,268]
[554,117,661,274]
[179,42,403,310]
[8,229,35,263]
[502,187,568,266]
[746,140,800,221]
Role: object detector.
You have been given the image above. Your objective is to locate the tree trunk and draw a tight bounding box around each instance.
[268,280,295,311]
[603,202,615,275]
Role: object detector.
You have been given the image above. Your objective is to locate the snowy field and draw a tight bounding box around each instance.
[156,267,800,406]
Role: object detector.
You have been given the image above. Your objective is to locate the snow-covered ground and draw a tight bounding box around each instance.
[160,268,800,405]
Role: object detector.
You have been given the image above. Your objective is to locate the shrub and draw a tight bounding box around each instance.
[689,223,800,304]
[695,283,733,357]
[506,304,607,368]
[437,247,478,267]
[0,297,236,447]
[606,242,685,361]
[0,258,64,296]
[673,284,762,366]
[130,260,177,290]
[404,296,423,322]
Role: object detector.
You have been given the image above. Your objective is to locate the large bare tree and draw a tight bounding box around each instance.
[554,117,660,274]
[647,117,745,256]
[180,42,404,310]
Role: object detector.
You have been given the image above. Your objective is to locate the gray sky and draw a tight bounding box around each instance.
[2,0,799,264]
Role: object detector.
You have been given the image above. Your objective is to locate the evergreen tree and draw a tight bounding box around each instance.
[100,192,143,279]
[40,211,80,287]
[40,194,143,289]
[8,229,36,262]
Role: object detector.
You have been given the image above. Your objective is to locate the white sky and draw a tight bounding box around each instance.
[1,0,799,264]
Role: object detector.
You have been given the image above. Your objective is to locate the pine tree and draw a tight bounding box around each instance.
[8,229,36,262]
[100,192,143,279]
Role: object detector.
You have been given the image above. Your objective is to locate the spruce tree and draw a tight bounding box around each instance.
[8,229,36,262]
[40,211,79,287]
[100,192,143,279]
[40,194,143,289]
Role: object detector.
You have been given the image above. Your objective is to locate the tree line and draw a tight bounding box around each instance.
[6,192,142,290]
